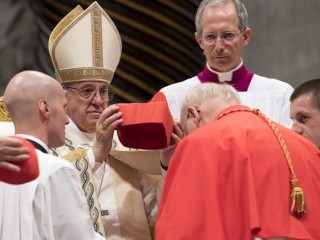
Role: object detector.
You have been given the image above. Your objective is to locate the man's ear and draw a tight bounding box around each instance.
[242,27,252,46]
[187,106,201,126]
[39,99,50,119]
[195,32,204,50]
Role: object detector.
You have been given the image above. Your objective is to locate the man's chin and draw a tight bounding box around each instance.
[88,112,102,119]
[213,61,234,72]
[89,120,99,130]
[80,119,98,133]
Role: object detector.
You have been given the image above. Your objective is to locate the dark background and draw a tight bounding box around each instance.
[0,0,319,103]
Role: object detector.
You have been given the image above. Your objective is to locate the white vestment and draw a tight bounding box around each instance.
[0,120,162,239]
[53,120,162,240]
[0,135,104,240]
[161,72,294,128]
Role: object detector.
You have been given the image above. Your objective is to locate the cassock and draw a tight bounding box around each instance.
[156,105,320,240]
[52,119,162,240]
[160,62,294,127]
[0,135,104,240]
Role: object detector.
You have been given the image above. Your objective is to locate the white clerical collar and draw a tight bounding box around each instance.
[16,134,50,153]
[66,117,96,147]
[207,59,243,82]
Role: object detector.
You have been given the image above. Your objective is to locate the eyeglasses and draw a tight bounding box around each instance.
[64,86,114,101]
[202,31,242,43]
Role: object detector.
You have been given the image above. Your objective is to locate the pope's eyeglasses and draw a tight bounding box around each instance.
[64,86,114,101]
[202,31,242,43]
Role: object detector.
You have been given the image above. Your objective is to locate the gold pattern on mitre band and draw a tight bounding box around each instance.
[58,67,113,84]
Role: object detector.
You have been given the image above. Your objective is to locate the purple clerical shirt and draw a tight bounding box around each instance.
[197,64,254,92]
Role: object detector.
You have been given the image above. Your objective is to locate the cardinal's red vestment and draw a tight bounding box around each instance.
[156,105,320,240]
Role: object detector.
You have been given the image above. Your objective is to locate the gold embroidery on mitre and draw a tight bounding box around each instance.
[49,2,121,85]
[92,5,103,68]
[48,5,84,53]
[62,147,87,163]
[0,96,12,122]
[59,67,113,83]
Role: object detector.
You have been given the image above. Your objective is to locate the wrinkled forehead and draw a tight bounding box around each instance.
[65,81,108,89]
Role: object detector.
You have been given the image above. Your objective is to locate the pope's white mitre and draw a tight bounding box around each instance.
[48,1,122,84]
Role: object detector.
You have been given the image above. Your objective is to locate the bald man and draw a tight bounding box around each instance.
[0,71,105,239]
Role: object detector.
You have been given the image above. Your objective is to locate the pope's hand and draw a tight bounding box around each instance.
[0,137,30,172]
[93,105,123,162]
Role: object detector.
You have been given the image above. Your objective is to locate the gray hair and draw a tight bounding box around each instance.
[182,82,241,113]
[195,0,249,35]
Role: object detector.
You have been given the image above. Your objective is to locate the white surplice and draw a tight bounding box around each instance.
[161,65,294,128]
[0,120,162,239]
[0,136,105,240]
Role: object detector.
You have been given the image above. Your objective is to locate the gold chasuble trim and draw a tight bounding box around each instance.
[0,96,12,122]
[59,147,106,237]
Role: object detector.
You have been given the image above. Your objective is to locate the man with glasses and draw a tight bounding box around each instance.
[48,2,161,239]
[160,0,294,133]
